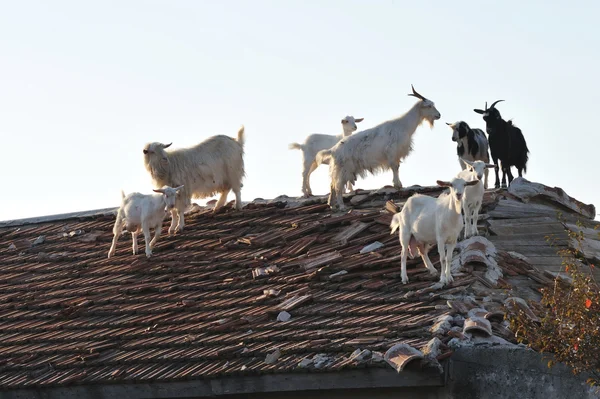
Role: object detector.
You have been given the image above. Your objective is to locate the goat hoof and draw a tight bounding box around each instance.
[429,270,438,276]
[145,252,152,258]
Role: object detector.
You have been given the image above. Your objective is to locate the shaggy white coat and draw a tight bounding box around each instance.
[143,127,245,233]
[320,90,441,210]
[289,116,363,197]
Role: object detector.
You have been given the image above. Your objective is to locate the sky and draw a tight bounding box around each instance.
[1,0,599,221]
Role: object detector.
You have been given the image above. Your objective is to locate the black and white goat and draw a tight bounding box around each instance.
[446,121,491,189]
[474,100,529,188]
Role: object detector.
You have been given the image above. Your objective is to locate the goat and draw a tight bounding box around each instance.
[390,178,479,286]
[108,185,184,259]
[446,121,491,189]
[321,85,441,210]
[474,101,529,188]
[143,126,245,234]
[456,160,494,238]
[289,116,363,197]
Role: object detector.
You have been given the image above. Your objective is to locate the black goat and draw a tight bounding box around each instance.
[446,121,491,188]
[474,100,529,188]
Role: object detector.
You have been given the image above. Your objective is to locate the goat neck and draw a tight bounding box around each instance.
[442,191,463,216]
[399,102,429,138]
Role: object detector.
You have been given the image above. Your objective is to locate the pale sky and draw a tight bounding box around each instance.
[1,0,599,221]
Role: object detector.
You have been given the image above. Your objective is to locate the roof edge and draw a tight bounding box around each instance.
[0,207,118,228]
[0,368,444,398]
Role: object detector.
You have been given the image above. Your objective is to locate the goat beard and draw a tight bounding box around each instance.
[422,117,435,129]
[147,158,170,183]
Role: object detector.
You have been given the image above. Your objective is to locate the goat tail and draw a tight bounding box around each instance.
[390,213,402,234]
[518,146,530,174]
[288,142,303,151]
[315,149,332,166]
[236,125,245,147]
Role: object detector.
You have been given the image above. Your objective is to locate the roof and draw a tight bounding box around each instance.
[0,177,597,393]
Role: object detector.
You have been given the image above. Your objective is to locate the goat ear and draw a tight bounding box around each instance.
[341,119,347,124]
[153,189,164,193]
[486,164,496,168]
[473,109,484,114]
[466,180,480,186]
[175,185,184,191]
[436,180,451,187]
[355,118,364,123]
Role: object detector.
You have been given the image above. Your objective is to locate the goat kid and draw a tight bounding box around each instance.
[322,85,441,210]
[474,101,529,188]
[390,178,479,286]
[144,126,245,234]
[446,121,491,189]
[457,160,494,238]
[108,185,184,259]
[289,116,363,197]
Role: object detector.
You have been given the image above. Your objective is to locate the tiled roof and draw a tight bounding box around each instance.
[0,178,597,391]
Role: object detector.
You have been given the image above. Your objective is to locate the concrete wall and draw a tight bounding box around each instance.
[446,347,599,399]
[2,348,598,399]
[222,387,445,399]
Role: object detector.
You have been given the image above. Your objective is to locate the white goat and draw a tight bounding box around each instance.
[289,116,363,197]
[447,121,491,188]
[390,178,479,286]
[456,160,495,239]
[108,185,184,259]
[143,126,245,234]
[319,86,441,210]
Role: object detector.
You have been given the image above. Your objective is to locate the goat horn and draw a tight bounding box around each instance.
[484,101,488,111]
[162,143,172,148]
[490,100,504,109]
[408,84,427,101]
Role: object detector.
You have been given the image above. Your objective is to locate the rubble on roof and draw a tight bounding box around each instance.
[508,177,596,219]
[0,178,596,389]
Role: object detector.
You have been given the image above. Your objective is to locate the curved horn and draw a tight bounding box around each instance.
[162,143,172,149]
[489,100,504,109]
[408,84,427,101]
